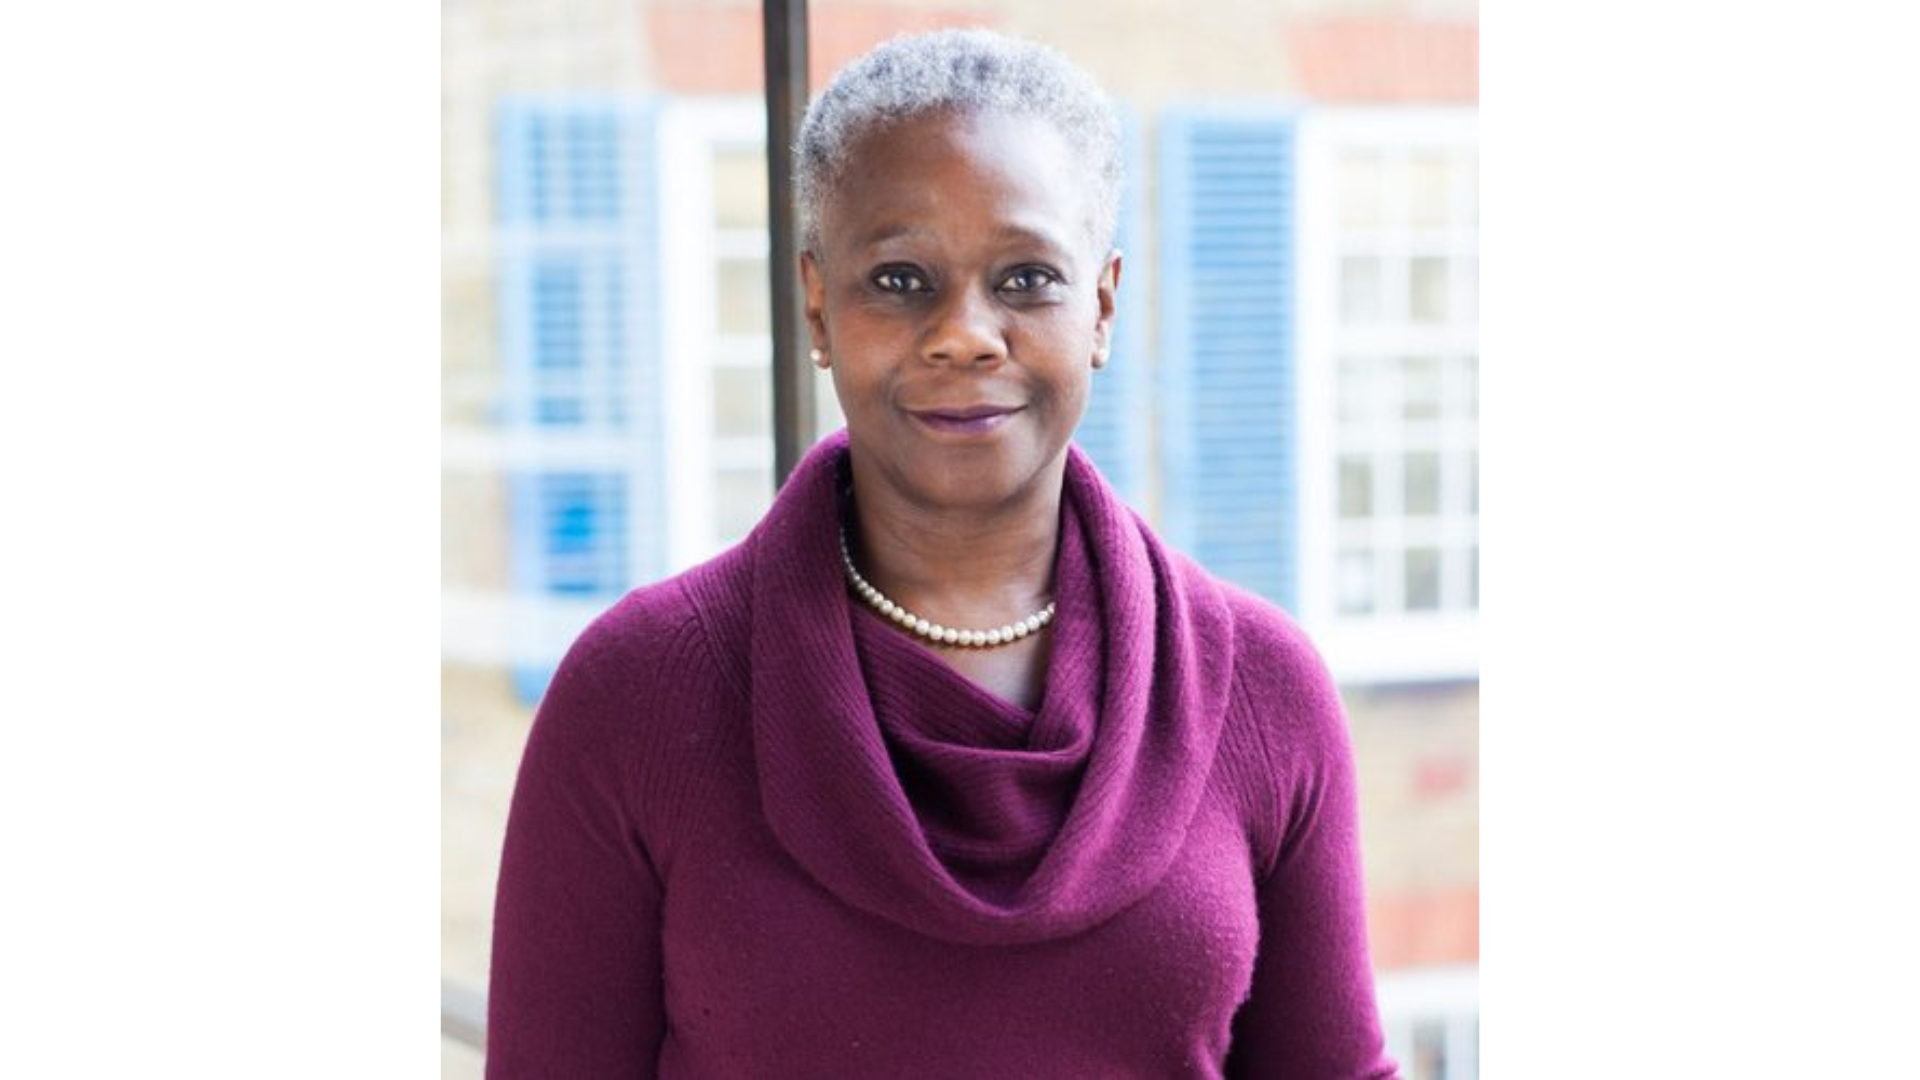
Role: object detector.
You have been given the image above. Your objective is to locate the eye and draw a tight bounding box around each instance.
[871,266,931,294]
[998,266,1062,294]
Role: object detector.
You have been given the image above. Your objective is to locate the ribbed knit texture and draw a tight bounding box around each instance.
[487,431,1398,1078]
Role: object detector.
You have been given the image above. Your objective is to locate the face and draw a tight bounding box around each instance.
[801,110,1121,515]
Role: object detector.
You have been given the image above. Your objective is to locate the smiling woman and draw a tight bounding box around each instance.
[485,28,1398,1079]
[800,106,1119,709]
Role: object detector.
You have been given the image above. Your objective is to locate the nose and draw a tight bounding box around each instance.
[920,281,1006,367]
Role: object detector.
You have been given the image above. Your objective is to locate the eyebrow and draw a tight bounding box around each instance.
[850,221,1079,261]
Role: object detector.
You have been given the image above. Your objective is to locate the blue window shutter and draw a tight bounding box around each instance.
[1071,106,1151,513]
[497,96,665,702]
[1156,111,1299,610]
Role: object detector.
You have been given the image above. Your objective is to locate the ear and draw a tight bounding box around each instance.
[799,250,830,354]
[1091,248,1122,368]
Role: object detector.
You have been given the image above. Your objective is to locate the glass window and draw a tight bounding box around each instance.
[1404,451,1441,516]
[1402,355,1442,420]
[1339,357,1378,422]
[714,465,770,546]
[1405,547,1441,611]
[1341,255,1385,323]
[713,148,768,230]
[717,257,771,336]
[713,364,770,440]
[1408,150,1451,228]
[1338,149,1385,228]
[1410,256,1449,323]
[1339,455,1373,518]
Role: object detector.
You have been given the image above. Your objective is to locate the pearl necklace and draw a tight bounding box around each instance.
[838,525,1056,649]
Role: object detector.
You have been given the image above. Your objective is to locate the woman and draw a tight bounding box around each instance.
[488,29,1397,1079]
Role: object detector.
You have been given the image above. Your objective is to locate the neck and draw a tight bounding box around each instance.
[844,450,1065,627]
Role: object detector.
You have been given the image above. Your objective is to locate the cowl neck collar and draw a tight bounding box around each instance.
[748,431,1235,946]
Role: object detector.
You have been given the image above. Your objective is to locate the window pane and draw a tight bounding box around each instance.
[1402,355,1442,420]
[713,364,770,440]
[1339,455,1373,518]
[1341,256,1385,323]
[1405,452,1441,516]
[713,148,768,230]
[1410,256,1449,323]
[1338,356,1377,422]
[1405,547,1442,611]
[1408,150,1450,228]
[1337,549,1374,615]
[1339,149,1385,228]
[713,466,770,546]
[717,257,770,336]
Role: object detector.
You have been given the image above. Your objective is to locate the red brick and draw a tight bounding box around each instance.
[1286,17,1478,104]
[1367,887,1479,970]
[649,3,998,96]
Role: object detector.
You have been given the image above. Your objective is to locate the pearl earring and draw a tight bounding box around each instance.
[810,347,829,369]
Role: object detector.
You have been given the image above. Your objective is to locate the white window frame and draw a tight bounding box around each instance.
[1296,107,1478,684]
[657,97,848,572]
[657,99,772,571]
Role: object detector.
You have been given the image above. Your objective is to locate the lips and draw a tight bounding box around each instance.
[908,403,1023,435]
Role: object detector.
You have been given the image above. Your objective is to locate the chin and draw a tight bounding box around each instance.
[918,444,1067,511]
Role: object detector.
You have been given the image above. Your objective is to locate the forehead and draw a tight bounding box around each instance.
[819,111,1097,258]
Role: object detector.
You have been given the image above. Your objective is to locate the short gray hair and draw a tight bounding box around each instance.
[794,29,1123,256]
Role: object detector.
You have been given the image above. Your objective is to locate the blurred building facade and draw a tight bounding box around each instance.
[443,1,1477,1076]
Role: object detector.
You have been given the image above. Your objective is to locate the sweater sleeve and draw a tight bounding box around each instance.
[1225,622,1398,1079]
[486,620,666,1078]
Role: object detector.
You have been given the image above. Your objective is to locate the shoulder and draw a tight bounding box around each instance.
[514,545,757,846]
[571,538,755,676]
[1157,547,1343,736]
[536,542,754,751]
[1215,580,1343,737]
[1181,569,1363,880]
[1175,559,1353,802]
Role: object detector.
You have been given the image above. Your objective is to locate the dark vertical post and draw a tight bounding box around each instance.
[763,0,813,488]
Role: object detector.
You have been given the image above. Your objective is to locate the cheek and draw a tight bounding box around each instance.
[1024,313,1100,395]
[827,364,870,419]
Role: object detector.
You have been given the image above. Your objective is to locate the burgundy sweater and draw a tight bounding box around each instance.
[487,432,1397,1078]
